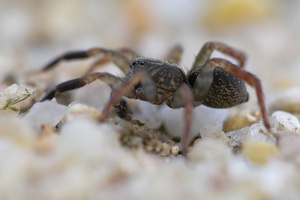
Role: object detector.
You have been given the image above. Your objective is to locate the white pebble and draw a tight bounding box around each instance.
[131,100,162,129]
[160,105,228,142]
[54,118,120,163]
[23,101,68,130]
[270,111,300,134]
[0,84,32,110]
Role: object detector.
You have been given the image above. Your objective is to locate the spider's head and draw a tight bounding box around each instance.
[130,57,145,68]
[130,57,166,69]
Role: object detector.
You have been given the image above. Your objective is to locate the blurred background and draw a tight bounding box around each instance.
[0,0,299,104]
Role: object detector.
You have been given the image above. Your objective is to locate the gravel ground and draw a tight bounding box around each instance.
[1,1,300,200]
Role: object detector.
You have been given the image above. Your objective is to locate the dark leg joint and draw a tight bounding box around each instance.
[114,98,132,120]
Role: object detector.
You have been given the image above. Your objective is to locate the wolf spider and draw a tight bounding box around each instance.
[39,42,275,155]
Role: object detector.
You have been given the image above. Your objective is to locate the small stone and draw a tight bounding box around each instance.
[0,84,32,111]
[23,101,68,130]
[224,112,261,132]
[160,142,171,156]
[270,111,300,134]
[61,102,102,123]
[145,145,154,152]
[199,121,230,144]
[241,140,280,165]
[131,100,162,129]
[188,138,232,165]
[160,106,228,144]
[154,141,162,153]
[171,145,179,156]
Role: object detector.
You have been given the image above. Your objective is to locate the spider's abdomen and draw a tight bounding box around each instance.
[203,67,249,108]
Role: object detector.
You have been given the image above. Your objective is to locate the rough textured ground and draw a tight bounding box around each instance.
[1,1,300,200]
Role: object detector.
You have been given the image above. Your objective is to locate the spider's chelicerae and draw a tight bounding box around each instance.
[39,42,276,155]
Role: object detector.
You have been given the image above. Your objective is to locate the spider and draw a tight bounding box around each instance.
[39,42,275,155]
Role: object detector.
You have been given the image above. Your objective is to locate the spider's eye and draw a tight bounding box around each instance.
[130,61,137,68]
[139,61,145,65]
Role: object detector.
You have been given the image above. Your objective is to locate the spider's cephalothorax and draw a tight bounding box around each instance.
[39,42,274,155]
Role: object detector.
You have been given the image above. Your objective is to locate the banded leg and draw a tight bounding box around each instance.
[40,72,125,102]
[192,42,247,71]
[209,58,277,139]
[41,48,131,74]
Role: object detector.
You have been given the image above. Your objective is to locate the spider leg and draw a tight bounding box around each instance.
[165,84,194,156]
[164,44,183,64]
[110,73,158,121]
[118,48,139,61]
[99,72,154,121]
[40,72,125,102]
[41,48,131,74]
[191,42,247,71]
[86,48,139,74]
[181,85,193,156]
[210,58,277,139]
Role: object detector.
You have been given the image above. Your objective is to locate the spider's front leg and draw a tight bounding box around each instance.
[40,72,125,102]
[40,48,133,74]
[165,84,194,156]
